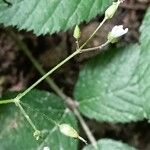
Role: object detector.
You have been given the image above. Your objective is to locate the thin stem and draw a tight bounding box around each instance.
[11,17,107,100]
[74,109,98,149]
[81,41,109,53]
[20,101,58,126]
[0,99,14,104]
[80,17,107,49]
[15,101,38,131]
[10,32,68,101]
[76,39,80,50]
[16,49,80,100]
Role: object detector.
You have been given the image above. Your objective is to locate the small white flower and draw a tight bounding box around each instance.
[111,25,128,38]
[108,25,128,43]
[43,146,50,150]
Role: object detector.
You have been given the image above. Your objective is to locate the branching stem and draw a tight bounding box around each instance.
[80,17,107,49]
[16,49,80,100]
[6,15,108,146]
[81,41,109,53]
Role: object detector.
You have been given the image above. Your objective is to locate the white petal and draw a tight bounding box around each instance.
[43,147,50,150]
[110,25,128,38]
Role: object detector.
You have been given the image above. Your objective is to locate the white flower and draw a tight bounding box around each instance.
[43,146,50,150]
[111,25,128,38]
[108,25,128,43]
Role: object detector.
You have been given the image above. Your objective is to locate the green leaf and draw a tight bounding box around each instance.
[74,44,146,123]
[140,8,150,120]
[0,0,113,35]
[0,90,78,150]
[140,8,150,47]
[83,139,136,150]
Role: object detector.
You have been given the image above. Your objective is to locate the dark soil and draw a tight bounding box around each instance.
[0,0,150,149]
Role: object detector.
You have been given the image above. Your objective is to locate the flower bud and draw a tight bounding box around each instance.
[43,147,50,150]
[105,0,121,19]
[33,130,41,140]
[107,25,128,43]
[73,25,81,39]
[59,124,87,144]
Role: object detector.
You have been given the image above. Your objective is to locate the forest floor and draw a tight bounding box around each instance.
[0,0,150,149]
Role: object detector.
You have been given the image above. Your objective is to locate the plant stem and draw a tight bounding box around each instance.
[74,109,98,149]
[0,99,14,104]
[76,39,80,49]
[15,100,38,132]
[11,16,107,100]
[80,17,107,49]
[81,41,109,53]
[11,34,98,146]
[16,49,80,100]
[10,32,69,102]
[8,16,108,145]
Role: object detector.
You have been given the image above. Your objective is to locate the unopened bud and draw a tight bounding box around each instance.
[33,130,41,140]
[105,0,122,19]
[59,124,87,144]
[43,146,50,150]
[73,25,81,39]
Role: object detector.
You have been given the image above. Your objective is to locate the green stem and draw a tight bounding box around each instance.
[11,17,107,100]
[9,32,68,101]
[17,49,80,100]
[15,101,38,131]
[0,99,14,104]
[80,17,107,49]
[81,41,109,53]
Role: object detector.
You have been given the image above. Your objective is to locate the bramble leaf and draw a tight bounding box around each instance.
[83,139,136,150]
[0,90,78,150]
[140,8,150,120]
[0,0,113,35]
[74,44,146,123]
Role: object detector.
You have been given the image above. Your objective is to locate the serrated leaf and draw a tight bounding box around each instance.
[140,8,150,119]
[0,0,113,35]
[74,44,147,123]
[83,139,136,150]
[0,90,78,150]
